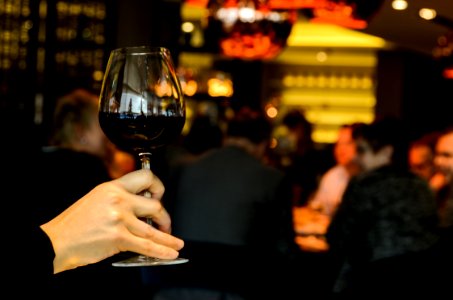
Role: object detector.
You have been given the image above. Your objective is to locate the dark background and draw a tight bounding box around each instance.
[1,0,452,148]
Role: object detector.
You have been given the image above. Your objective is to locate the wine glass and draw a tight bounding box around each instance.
[98,46,188,267]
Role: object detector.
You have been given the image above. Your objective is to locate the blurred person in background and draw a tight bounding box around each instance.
[169,113,224,168]
[36,89,135,223]
[163,113,224,207]
[45,88,135,180]
[36,89,113,223]
[429,127,453,291]
[143,107,299,300]
[411,126,453,295]
[408,131,446,193]
[326,117,440,298]
[433,127,453,232]
[308,123,365,217]
[291,123,365,298]
[182,114,224,157]
[273,108,330,207]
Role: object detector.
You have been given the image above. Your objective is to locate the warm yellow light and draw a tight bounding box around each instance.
[391,0,408,11]
[282,74,296,87]
[179,52,214,68]
[92,70,104,81]
[305,109,374,125]
[312,128,341,144]
[207,78,233,97]
[181,21,195,33]
[419,8,437,20]
[266,105,279,118]
[281,73,375,91]
[183,80,198,96]
[276,47,378,66]
[310,109,374,144]
[154,81,172,97]
[181,2,206,20]
[316,51,327,62]
[287,21,388,48]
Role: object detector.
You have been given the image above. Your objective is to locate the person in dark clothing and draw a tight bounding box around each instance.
[34,89,115,225]
[144,107,299,299]
[275,109,332,207]
[326,117,441,298]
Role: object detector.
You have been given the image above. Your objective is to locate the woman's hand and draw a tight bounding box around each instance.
[41,169,184,274]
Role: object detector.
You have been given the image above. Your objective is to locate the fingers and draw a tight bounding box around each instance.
[115,169,165,200]
[127,195,172,233]
[111,168,184,257]
[118,211,184,259]
[114,169,171,231]
[120,233,182,260]
[125,215,184,251]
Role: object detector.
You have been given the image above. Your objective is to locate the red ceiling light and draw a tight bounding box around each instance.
[309,0,385,29]
[443,66,453,79]
[206,0,297,60]
[310,1,367,29]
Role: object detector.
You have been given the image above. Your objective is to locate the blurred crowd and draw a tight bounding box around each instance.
[20,89,453,298]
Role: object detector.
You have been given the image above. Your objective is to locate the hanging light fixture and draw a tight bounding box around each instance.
[204,0,297,60]
[184,0,384,59]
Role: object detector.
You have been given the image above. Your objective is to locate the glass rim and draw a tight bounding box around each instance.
[110,46,170,55]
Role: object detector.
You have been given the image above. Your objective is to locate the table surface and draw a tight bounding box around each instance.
[293,206,330,252]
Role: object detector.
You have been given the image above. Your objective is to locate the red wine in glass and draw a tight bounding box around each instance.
[98,113,185,154]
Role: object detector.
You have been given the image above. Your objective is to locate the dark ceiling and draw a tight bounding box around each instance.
[362,0,453,56]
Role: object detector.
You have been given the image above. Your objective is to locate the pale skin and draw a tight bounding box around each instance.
[40,169,184,274]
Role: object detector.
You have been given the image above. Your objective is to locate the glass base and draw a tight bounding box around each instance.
[112,255,189,267]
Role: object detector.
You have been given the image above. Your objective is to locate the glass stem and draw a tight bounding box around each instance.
[139,152,153,227]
